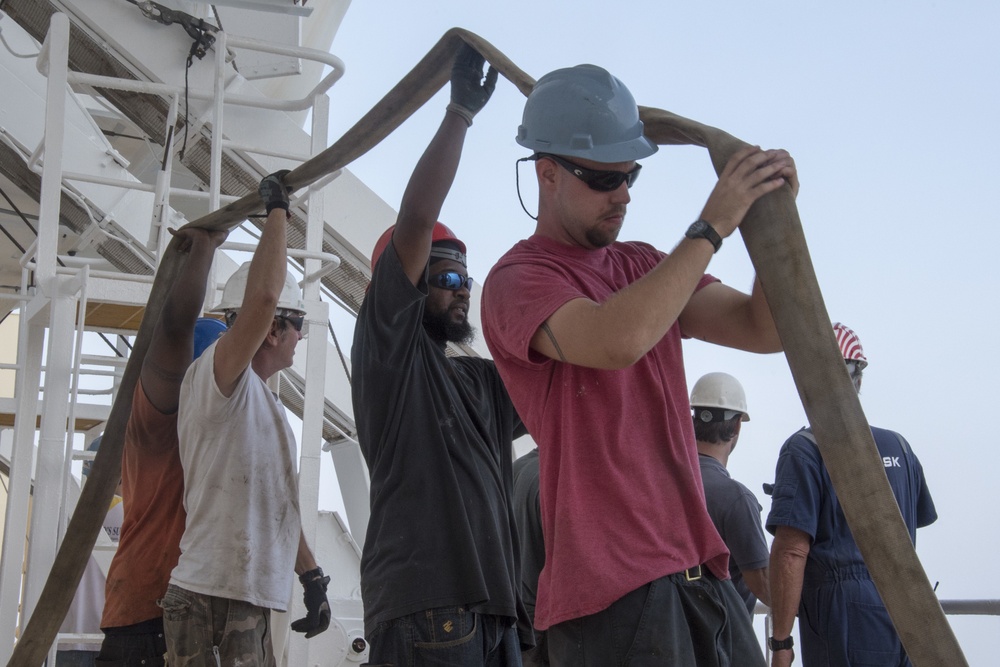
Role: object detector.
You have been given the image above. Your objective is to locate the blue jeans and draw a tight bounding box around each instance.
[364,607,522,666]
[547,569,764,667]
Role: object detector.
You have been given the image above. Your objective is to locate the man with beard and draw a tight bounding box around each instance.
[350,45,528,666]
[482,64,795,666]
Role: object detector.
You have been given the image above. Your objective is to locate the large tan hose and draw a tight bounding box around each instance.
[10,26,964,666]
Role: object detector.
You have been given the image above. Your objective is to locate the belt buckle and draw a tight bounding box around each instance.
[685,564,702,581]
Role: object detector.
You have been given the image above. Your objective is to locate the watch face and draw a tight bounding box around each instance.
[685,220,721,252]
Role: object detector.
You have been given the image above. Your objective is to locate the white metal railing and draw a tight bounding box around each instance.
[32,26,346,254]
[61,34,345,113]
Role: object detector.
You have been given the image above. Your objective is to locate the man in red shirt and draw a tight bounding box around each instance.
[483,64,795,665]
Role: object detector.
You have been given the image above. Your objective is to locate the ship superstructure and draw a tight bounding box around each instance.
[0,0,407,663]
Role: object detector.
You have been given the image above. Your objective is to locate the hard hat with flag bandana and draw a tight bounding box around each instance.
[833,322,868,370]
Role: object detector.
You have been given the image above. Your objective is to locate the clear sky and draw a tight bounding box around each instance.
[322,1,1000,662]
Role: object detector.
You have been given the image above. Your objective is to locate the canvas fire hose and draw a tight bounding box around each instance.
[10,26,965,667]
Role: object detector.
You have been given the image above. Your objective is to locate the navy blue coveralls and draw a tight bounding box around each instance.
[766,427,937,666]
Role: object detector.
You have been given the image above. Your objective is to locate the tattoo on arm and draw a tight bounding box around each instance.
[541,322,567,362]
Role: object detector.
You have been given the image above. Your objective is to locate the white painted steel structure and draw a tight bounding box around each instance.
[0,2,376,664]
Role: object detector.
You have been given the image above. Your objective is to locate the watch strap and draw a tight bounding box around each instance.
[768,636,794,651]
[685,219,722,253]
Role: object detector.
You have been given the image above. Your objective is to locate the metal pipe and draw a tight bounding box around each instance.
[153,94,180,266]
[218,242,340,268]
[225,34,346,111]
[0,283,45,663]
[289,91,331,664]
[289,169,343,208]
[219,139,311,163]
[66,36,345,112]
[209,31,226,214]
[55,171,237,205]
[20,261,156,284]
[59,264,91,540]
[33,12,68,287]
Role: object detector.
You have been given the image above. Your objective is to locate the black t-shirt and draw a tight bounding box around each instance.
[352,242,525,635]
[512,449,544,632]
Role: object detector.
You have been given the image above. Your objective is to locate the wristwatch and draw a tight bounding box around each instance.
[685,219,722,253]
[768,636,794,652]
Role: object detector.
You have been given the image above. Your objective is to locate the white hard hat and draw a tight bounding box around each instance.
[212,262,305,314]
[690,372,750,422]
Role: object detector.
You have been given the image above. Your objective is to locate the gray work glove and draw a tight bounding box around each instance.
[258,169,292,215]
[447,43,498,126]
[291,567,331,638]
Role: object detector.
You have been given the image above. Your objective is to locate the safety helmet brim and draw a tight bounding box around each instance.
[212,262,305,315]
[516,64,659,164]
[690,372,750,421]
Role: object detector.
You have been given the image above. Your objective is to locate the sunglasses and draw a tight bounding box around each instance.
[428,271,474,291]
[276,311,305,334]
[538,153,642,192]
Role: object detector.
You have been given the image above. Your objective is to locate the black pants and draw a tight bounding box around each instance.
[547,570,764,667]
[96,619,166,667]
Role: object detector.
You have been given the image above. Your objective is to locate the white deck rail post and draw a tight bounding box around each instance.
[290,91,333,667]
[21,13,81,634]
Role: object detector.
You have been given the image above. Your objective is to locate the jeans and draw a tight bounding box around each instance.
[364,607,522,667]
[547,570,764,667]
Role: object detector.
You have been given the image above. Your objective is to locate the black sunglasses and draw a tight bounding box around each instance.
[276,312,305,332]
[538,153,642,192]
[428,271,473,291]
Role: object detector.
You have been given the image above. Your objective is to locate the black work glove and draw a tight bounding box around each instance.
[291,567,331,638]
[258,169,292,215]
[447,43,498,126]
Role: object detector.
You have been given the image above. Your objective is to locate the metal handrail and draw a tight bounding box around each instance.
[752,599,1000,617]
[48,37,345,113]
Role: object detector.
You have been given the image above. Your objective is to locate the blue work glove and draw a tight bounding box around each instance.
[258,169,292,215]
[447,43,498,126]
[291,567,331,638]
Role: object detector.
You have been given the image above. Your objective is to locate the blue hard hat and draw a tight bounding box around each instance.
[193,317,227,359]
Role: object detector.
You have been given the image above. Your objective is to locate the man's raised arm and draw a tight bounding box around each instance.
[142,227,227,412]
[391,44,496,285]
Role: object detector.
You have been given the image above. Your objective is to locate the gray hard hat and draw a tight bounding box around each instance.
[516,64,658,163]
